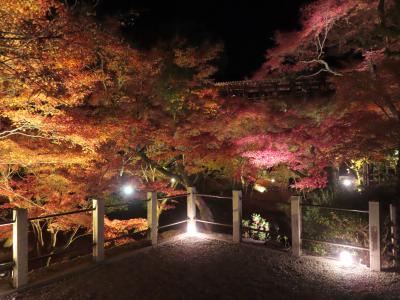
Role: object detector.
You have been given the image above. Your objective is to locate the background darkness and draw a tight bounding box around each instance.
[97,0,313,81]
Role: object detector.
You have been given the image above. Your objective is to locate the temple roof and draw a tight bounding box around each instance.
[214,76,335,100]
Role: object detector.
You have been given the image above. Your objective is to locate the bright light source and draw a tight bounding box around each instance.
[187,220,197,235]
[339,250,353,267]
[342,179,352,187]
[122,185,134,196]
[270,178,276,183]
[254,183,266,193]
[171,177,176,184]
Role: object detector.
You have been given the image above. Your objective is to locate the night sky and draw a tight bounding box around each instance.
[98,0,313,81]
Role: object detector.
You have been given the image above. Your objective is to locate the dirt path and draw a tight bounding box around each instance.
[5,235,400,300]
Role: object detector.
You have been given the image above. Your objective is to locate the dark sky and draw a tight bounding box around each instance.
[97,0,312,81]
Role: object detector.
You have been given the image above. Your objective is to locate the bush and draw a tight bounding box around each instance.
[301,206,369,261]
[242,213,289,248]
[242,214,270,241]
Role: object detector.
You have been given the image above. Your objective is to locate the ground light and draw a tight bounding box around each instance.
[187,220,197,235]
[339,250,354,267]
[254,184,266,193]
[122,185,134,196]
[342,179,352,187]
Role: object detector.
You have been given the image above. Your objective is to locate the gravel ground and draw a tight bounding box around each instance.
[5,234,400,300]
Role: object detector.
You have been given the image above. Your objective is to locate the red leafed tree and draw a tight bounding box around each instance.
[255,0,377,77]
[243,0,400,191]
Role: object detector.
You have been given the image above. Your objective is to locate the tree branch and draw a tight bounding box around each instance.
[135,147,190,186]
[298,18,343,78]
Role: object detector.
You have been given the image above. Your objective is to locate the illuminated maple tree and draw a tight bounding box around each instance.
[2,0,398,261]
[0,1,154,256]
[239,0,400,190]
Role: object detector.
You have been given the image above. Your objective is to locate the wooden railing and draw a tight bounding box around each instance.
[1,188,243,289]
[290,197,393,272]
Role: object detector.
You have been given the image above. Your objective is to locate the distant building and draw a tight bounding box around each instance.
[215,76,335,100]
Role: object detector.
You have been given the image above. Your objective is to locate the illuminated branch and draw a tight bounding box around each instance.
[0,185,48,210]
[299,17,343,78]
[0,33,62,41]
[0,124,49,140]
[135,147,188,185]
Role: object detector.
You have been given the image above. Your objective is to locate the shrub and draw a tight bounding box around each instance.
[242,214,270,241]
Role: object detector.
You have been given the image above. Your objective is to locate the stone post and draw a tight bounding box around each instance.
[291,196,301,257]
[390,204,397,266]
[232,190,242,243]
[369,201,381,271]
[147,191,158,246]
[92,199,104,262]
[12,208,28,288]
[187,187,196,233]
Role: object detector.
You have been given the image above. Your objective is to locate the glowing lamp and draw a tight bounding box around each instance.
[171,177,176,184]
[339,250,353,267]
[254,184,266,193]
[339,175,354,188]
[122,185,134,196]
[187,220,197,235]
[342,179,352,187]
[270,178,276,183]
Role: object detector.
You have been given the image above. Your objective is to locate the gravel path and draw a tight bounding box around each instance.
[6,235,400,300]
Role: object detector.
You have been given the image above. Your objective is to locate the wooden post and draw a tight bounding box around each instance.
[291,196,301,257]
[187,187,196,233]
[390,204,397,266]
[92,199,104,262]
[147,191,158,246]
[369,201,381,271]
[232,190,242,243]
[12,208,28,288]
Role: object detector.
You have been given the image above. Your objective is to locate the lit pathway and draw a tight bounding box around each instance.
[9,235,400,299]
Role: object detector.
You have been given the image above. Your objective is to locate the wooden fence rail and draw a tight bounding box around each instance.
[291,196,387,272]
[4,188,242,289]
[6,188,386,289]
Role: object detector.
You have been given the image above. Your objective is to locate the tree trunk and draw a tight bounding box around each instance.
[397,145,400,204]
[32,221,44,256]
[136,148,215,225]
[195,196,214,224]
[46,229,59,267]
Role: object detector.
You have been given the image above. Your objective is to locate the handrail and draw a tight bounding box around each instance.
[195,194,232,200]
[105,198,149,209]
[158,220,188,230]
[28,207,94,221]
[301,204,368,214]
[0,220,14,226]
[301,237,369,251]
[105,203,130,209]
[0,261,14,272]
[157,194,189,201]
[196,219,232,228]
[133,198,150,202]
